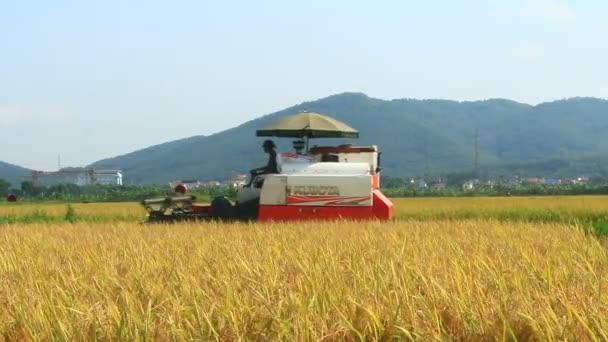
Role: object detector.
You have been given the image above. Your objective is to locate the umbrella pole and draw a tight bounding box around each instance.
[305,136,309,154]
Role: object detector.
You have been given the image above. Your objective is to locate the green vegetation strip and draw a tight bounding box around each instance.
[0,206,142,224]
[0,213,142,224]
[395,208,608,222]
[394,208,608,237]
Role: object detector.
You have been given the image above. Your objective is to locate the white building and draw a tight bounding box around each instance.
[33,169,123,186]
[92,170,123,185]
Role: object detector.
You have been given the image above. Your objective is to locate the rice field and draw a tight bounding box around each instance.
[3,195,608,223]
[1,197,607,340]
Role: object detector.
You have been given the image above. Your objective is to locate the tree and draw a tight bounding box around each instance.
[21,181,35,195]
[0,178,10,197]
[381,175,409,188]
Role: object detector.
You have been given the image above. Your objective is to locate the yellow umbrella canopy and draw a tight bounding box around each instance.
[256,112,359,138]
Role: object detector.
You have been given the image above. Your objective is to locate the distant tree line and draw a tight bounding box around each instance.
[4,176,608,202]
[381,174,608,197]
[382,184,608,197]
[0,180,238,203]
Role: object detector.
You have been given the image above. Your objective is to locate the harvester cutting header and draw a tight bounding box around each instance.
[142,111,394,222]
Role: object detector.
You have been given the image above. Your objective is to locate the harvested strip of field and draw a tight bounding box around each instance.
[0,202,143,216]
[0,221,606,340]
[394,196,608,222]
[0,202,144,223]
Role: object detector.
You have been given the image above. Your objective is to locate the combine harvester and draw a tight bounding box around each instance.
[142,112,394,222]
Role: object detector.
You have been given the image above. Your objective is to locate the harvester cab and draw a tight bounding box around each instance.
[142,112,394,222]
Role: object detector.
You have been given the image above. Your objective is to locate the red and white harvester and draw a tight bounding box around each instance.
[142,112,394,222]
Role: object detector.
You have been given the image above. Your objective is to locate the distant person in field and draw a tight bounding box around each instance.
[250,140,278,178]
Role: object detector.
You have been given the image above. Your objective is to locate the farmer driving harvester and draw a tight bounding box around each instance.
[141,111,394,222]
[250,139,278,178]
[255,140,279,174]
[247,140,279,185]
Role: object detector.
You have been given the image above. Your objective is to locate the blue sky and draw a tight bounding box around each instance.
[1,0,607,170]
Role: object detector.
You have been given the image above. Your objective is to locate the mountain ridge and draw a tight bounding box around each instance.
[87,92,608,184]
[0,161,31,187]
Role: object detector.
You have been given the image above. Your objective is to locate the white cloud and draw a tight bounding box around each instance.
[518,0,577,25]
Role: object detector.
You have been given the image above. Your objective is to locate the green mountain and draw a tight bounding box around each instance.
[89,93,608,184]
[0,161,30,187]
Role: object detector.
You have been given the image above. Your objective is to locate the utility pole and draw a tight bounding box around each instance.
[58,154,61,170]
[423,141,430,180]
[474,128,479,178]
